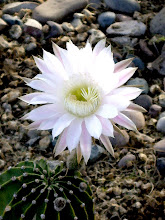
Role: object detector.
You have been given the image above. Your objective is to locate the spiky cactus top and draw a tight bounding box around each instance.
[0,159,94,220]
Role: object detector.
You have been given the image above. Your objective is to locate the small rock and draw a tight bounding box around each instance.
[132,57,145,70]
[139,153,147,162]
[123,111,145,130]
[116,14,132,22]
[149,104,162,117]
[62,22,74,32]
[134,94,152,111]
[33,0,88,23]
[127,77,149,94]
[25,42,37,52]
[104,0,140,14]
[71,18,83,28]
[26,137,40,146]
[46,21,63,38]
[110,36,138,47]
[1,89,21,102]
[134,201,142,209]
[151,44,165,75]
[0,159,5,169]
[112,186,122,196]
[159,93,165,107]
[9,24,22,39]
[24,18,42,37]
[88,28,105,44]
[2,14,22,26]
[77,32,88,42]
[73,12,85,19]
[156,158,165,176]
[106,20,146,37]
[0,36,11,50]
[89,0,102,9]
[98,11,116,29]
[39,136,51,150]
[13,46,25,58]
[150,84,161,94]
[156,117,165,134]
[110,130,129,147]
[118,154,136,168]
[89,145,105,164]
[150,7,165,36]
[27,130,39,139]
[154,139,165,157]
[0,18,8,31]
[159,111,165,119]
[139,39,154,57]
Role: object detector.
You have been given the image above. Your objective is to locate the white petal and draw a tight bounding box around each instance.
[112,112,137,130]
[85,115,102,139]
[114,58,133,73]
[100,134,114,157]
[52,113,75,138]
[33,56,50,74]
[27,79,56,93]
[66,118,83,152]
[54,128,68,156]
[19,93,42,103]
[98,116,114,137]
[110,87,142,100]
[52,42,67,63]
[80,122,92,164]
[93,39,106,56]
[96,104,118,119]
[103,95,130,111]
[38,117,59,130]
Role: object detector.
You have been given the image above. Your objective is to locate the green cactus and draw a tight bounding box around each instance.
[0,159,95,220]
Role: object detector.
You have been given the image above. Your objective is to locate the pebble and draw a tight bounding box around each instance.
[0,18,8,31]
[116,14,133,22]
[46,21,63,38]
[104,0,140,14]
[132,57,145,70]
[2,1,39,14]
[24,18,42,37]
[88,28,105,44]
[139,153,147,162]
[2,14,22,26]
[13,46,25,58]
[118,154,136,168]
[0,35,11,50]
[89,144,105,164]
[150,7,165,36]
[134,94,152,111]
[139,39,154,57]
[159,111,165,119]
[150,84,161,94]
[25,42,37,52]
[151,46,165,75]
[106,20,146,37]
[158,93,165,107]
[1,89,21,102]
[0,159,5,169]
[110,130,129,147]
[39,136,51,151]
[98,11,116,29]
[71,18,83,28]
[153,139,165,157]
[149,104,162,117]
[77,32,88,42]
[33,0,88,23]
[110,36,138,47]
[9,24,22,39]
[127,77,149,94]
[62,22,74,32]
[156,117,165,134]
[156,158,165,176]
[123,111,145,130]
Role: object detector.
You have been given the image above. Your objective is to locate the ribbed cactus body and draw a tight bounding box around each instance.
[0,159,94,220]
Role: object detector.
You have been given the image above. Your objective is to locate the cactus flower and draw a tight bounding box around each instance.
[20,40,144,163]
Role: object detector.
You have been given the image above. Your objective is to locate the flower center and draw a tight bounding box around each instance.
[64,82,101,117]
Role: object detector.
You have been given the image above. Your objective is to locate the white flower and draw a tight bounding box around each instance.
[20,40,145,163]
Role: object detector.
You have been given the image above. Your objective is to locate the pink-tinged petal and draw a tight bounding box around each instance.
[66,118,83,152]
[19,93,42,103]
[77,144,82,164]
[80,122,92,164]
[96,104,118,119]
[114,58,133,73]
[27,79,56,93]
[85,115,102,139]
[38,117,59,130]
[110,87,142,100]
[52,113,75,139]
[33,56,50,74]
[115,67,137,88]
[100,134,114,157]
[93,39,106,56]
[98,116,114,137]
[125,102,147,112]
[27,120,43,130]
[103,95,130,111]
[54,128,68,156]
[52,42,67,63]
[112,113,137,130]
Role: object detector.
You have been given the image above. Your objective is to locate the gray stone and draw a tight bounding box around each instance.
[39,136,51,150]
[62,22,74,32]
[157,158,165,176]
[71,18,83,28]
[154,139,165,157]
[149,104,162,117]
[1,89,21,102]
[88,28,105,44]
[104,0,140,14]
[110,130,129,147]
[110,36,138,47]
[77,32,88,42]
[127,77,149,94]
[116,14,133,22]
[98,11,116,29]
[159,93,165,108]
[134,94,152,111]
[2,14,22,26]
[150,7,165,36]
[151,44,165,75]
[26,42,37,52]
[156,117,165,134]
[0,18,8,31]
[0,36,11,50]
[0,159,5,169]
[118,154,136,168]
[159,111,165,119]
[24,19,42,37]
[33,0,88,23]
[46,21,63,38]
[106,20,146,37]
[9,24,22,39]
[2,1,39,15]
[89,0,102,9]
[89,145,105,164]
[123,111,145,130]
